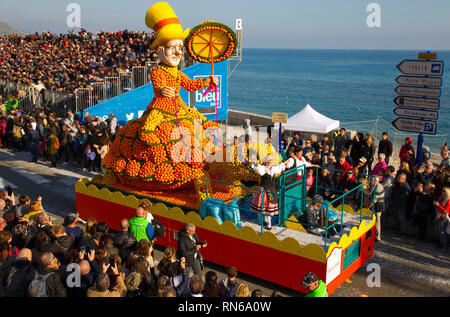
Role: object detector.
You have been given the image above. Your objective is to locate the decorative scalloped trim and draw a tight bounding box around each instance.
[76,179,375,263]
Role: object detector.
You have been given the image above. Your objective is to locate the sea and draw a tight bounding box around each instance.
[228,49,450,153]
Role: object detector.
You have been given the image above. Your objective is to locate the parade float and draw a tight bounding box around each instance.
[75,2,375,295]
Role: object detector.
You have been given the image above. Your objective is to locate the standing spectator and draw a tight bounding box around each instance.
[113,218,137,262]
[28,252,67,297]
[301,272,328,297]
[46,127,59,168]
[372,176,385,242]
[63,213,83,245]
[189,275,204,297]
[378,132,393,165]
[169,257,190,297]
[399,137,415,163]
[108,113,118,139]
[440,149,449,167]
[350,133,364,167]
[414,183,435,240]
[128,205,156,243]
[389,173,411,236]
[434,187,450,248]
[4,248,34,297]
[26,123,40,163]
[219,266,239,297]
[371,153,388,176]
[363,134,375,174]
[333,128,349,157]
[176,223,207,276]
[290,132,303,148]
[87,266,126,297]
[235,282,250,297]
[203,271,220,297]
[84,144,96,172]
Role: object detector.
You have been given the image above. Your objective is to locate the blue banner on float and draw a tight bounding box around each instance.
[83,61,228,125]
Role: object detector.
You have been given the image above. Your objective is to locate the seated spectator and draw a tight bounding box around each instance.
[203,271,220,297]
[219,266,239,297]
[28,252,67,297]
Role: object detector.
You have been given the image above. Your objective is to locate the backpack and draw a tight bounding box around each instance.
[6,265,32,297]
[28,270,53,297]
[151,218,166,237]
[53,135,60,150]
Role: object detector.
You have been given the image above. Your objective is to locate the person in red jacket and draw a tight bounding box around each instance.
[399,137,415,163]
[434,187,450,248]
[335,155,355,191]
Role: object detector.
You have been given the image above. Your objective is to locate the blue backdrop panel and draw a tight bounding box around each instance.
[83,61,228,125]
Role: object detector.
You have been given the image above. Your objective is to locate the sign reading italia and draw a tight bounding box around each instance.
[396,60,444,76]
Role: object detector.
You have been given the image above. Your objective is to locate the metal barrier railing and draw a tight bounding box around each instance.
[204,165,375,250]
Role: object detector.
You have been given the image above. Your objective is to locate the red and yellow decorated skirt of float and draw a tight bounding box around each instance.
[76,178,375,295]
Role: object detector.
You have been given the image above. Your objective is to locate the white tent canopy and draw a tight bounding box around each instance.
[279,104,340,134]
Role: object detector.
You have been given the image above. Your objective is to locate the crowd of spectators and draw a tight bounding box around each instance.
[279,127,450,248]
[0,29,159,95]
[0,188,284,297]
[0,107,117,171]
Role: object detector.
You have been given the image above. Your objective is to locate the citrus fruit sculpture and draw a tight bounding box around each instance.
[100,2,279,207]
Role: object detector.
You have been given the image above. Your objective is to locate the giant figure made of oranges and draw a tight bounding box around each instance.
[102,2,278,207]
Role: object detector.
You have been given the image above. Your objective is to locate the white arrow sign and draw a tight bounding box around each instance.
[393,96,440,110]
[393,107,438,120]
[392,117,437,135]
[395,86,441,98]
[397,60,444,76]
[395,76,442,87]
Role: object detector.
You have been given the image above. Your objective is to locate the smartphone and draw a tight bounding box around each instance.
[80,246,86,253]
[103,257,110,266]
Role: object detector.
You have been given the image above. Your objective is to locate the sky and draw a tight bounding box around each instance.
[1,0,450,50]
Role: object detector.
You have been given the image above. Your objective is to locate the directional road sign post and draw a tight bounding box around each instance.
[395,76,442,87]
[396,60,444,76]
[393,107,438,121]
[393,52,444,166]
[392,118,437,135]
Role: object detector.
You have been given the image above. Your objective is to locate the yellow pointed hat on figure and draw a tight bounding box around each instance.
[145,2,190,50]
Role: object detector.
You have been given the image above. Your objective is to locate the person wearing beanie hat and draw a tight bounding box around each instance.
[399,136,415,163]
[301,272,328,297]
